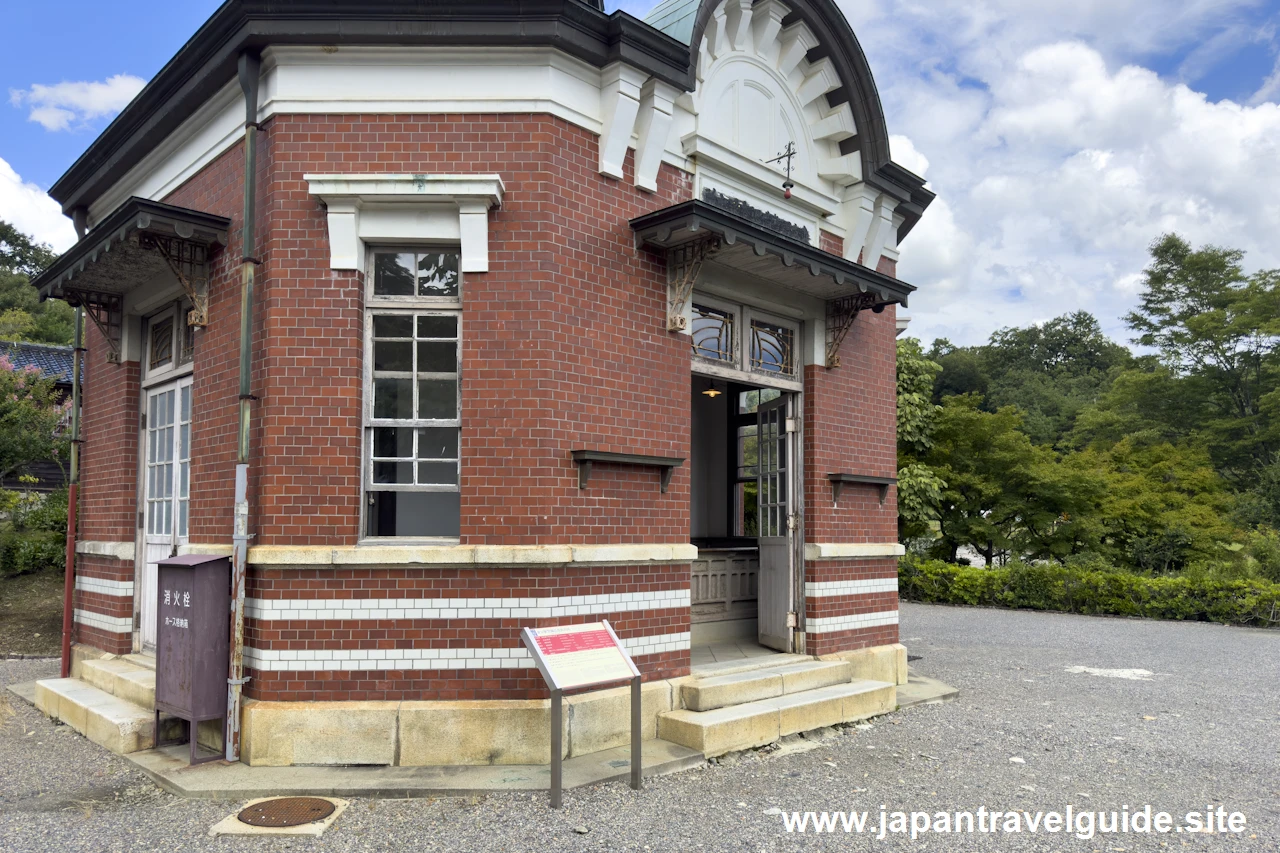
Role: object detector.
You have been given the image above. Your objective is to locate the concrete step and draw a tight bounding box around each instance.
[682,660,853,712]
[124,653,157,671]
[658,679,895,757]
[33,677,179,755]
[80,658,156,710]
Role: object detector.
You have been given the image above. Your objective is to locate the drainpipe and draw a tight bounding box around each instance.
[60,305,84,678]
[226,49,261,762]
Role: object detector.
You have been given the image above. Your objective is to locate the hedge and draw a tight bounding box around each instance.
[0,529,64,578]
[898,557,1280,629]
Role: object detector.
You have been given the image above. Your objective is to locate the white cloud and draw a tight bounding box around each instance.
[838,0,1280,347]
[0,157,76,252]
[9,74,145,132]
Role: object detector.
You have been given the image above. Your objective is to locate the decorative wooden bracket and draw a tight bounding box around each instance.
[62,288,123,363]
[667,236,721,331]
[572,451,686,493]
[825,292,883,368]
[140,234,211,328]
[828,473,896,505]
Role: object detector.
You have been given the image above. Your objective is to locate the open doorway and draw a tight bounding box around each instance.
[690,376,799,654]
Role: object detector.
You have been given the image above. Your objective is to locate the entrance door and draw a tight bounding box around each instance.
[140,377,192,650]
[756,394,794,651]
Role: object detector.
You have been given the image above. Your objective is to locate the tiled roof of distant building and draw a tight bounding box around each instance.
[1,341,75,384]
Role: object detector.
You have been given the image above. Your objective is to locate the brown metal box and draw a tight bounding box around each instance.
[154,554,229,761]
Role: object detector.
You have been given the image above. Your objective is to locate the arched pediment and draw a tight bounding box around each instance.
[684,0,890,183]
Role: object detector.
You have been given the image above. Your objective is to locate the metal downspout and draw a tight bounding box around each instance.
[60,306,84,678]
[227,50,261,762]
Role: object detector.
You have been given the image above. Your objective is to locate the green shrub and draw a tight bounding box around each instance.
[8,487,68,533]
[899,555,1280,628]
[0,527,64,577]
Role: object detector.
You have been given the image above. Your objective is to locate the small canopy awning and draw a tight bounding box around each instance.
[30,197,231,361]
[629,196,916,308]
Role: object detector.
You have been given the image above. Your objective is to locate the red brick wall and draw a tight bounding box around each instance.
[78,325,139,542]
[803,556,899,656]
[260,113,695,546]
[72,555,134,655]
[819,229,843,256]
[243,563,690,700]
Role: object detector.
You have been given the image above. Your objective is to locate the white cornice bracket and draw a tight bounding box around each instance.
[599,64,647,181]
[305,174,504,273]
[634,79,679,192]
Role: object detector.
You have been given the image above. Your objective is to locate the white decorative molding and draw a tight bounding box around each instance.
[804,543,906,560]
[861,195,899,272]
[242,630,690,672]
[245,589,691,622]
[598,63,648,180]
[804,578,898,597]
[807,610,899,634]
[75,577,135,598]
[182,542,699,567]
[74,609,134,634]
[683,134,840,220]
[75,541,136,561]
[633,79,679,192]
[305,174,504,273]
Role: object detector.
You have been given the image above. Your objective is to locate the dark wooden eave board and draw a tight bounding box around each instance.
[630,200,916,306]
[49,1,692,215]
[31,197,231,301]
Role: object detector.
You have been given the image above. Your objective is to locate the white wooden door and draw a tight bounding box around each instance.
[757,394,794,651]
[140,378,192,650]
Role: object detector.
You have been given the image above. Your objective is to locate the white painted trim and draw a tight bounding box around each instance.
[804,578,897,597]
[242,630,691,671]
[245,589,691,622]
[75,577,135,598]
[75,541,136,561]
[181,542,699,567]
[306,174,504,273]
[599,63,647,180]
[74,610,134,634]
[804,543,905,560]
[682,134,840,220]
[806,610,899,634]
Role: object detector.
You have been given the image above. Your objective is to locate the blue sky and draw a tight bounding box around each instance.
[4,0,1280,347]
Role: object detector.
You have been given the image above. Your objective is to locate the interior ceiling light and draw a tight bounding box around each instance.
[702,385,722,398]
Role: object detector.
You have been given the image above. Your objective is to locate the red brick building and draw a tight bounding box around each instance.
[33,0,932,766]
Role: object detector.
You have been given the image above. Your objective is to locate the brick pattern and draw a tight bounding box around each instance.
[78,331,139,543]
[241,563,691,700]
[819,230,844,256]
[259,113,695,547]
[803,557,900,655]
[75,623,132,656]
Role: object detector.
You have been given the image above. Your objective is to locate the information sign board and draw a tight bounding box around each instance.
[521,621,640,691]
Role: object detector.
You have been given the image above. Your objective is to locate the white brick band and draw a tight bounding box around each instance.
[75,577,135,598]
[804,578,897,597]
[245,589,691,622]
[74,609,133,634]
[75,541,135,561]
[806,609,899,634]
[804,543,905,560]
[242,631,692,672]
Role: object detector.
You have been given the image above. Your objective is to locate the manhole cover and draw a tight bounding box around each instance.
[238,797,336,827]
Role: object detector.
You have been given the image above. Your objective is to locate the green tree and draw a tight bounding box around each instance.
[1125,234,1280,483]
[896,338,946,540]
[0,221,72,346]
[0,352,70,483]
[923,397,1102,564]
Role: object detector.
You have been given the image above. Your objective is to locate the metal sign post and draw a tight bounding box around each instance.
[521,621,644,808]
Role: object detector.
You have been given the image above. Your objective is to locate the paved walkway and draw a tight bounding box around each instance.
[2,604,1276,851]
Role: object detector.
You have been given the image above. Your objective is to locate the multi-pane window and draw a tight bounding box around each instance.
[365,250,462,539]
[749,319,795,376]
[691,303,735,363]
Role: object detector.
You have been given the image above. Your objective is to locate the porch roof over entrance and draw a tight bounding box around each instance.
[30,197,231,305]
[629,198,916,307]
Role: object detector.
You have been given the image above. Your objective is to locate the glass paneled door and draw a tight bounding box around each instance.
[756,393,795,651]
[140,377,192,650]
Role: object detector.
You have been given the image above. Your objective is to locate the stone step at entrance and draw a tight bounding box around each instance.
[33,677,181,755]
[658,678,896,757]
[80,657,156,710]
[681,659,853,711]
[123,653,157,671]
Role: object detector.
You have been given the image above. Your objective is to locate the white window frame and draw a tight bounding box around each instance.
[689,292,803,392]
[141,304,195,389]
[361,247,464,543]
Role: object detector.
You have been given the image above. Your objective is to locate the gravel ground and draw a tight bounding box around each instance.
[1,604,1276,852]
